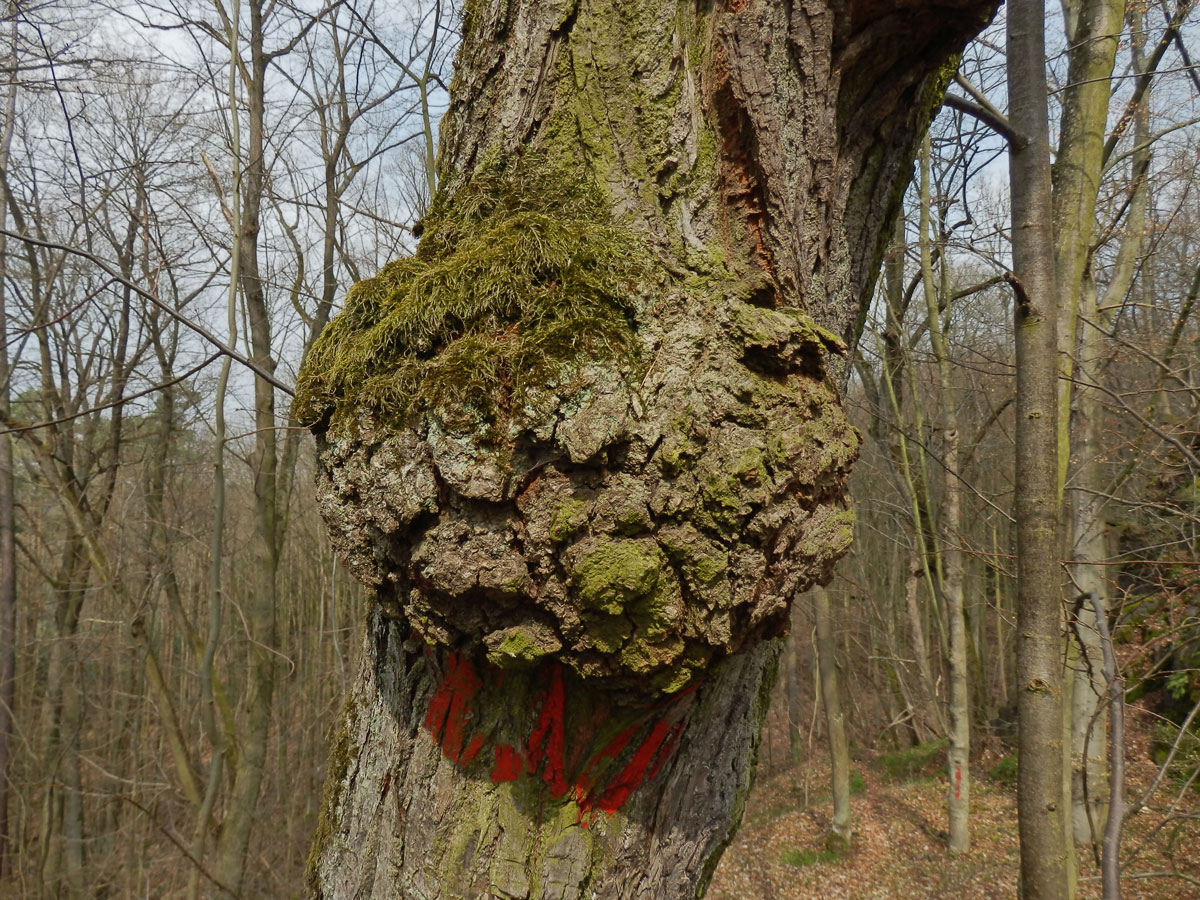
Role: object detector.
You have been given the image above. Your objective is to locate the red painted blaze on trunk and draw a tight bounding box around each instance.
[525,664,569,796]
[954,763,962,799]
[423,652,483,764]
[572,722,642,803]
[582,718,679,816]
[421,653,696,816]
[490,743,524,782]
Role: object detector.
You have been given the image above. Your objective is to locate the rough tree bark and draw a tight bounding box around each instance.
[298,2,995,898]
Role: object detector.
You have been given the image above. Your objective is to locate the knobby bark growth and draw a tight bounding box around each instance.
[298,2,996,897]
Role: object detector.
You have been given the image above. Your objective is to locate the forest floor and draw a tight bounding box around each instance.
[708,705,1200,900]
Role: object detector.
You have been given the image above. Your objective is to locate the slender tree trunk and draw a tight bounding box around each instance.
[919,134,970,854]
[0,267,14,882]
[1070,275,1112,847]
[1052,0,1125,489]
[993,524,1009,710]
[1092,592,1124,900]
[36,540,87,899]
[1051,0,1124,878]
[880,218,946,741]
[303,2,996,897]
[813,586,851,848]
[1008,1,1069,896]
[1071,7,1149,853]
[0,8,17,873]
[61,648,86,900]
[904,543,946,739]
[213,2,280,893]
[785,604,805,765]
[1048,0,1125,853]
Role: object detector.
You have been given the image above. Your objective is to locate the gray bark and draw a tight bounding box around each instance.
[213,2,282,893]
[1092,593,1124,900]
[0,11,16,873]
[813,586,851,846]
[1070,278,1111,847]
[1050,0,1124,851]
[303,1,996,897]
[919,135,969,854]
[1007,0,1070,896]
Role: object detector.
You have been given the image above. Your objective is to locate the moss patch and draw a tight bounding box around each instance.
[988,753,1018,785]
[780,846,842,867]
[573,540,664,615]
[294,153,652,431]
[486,623,563,669]
[872,738,949,782]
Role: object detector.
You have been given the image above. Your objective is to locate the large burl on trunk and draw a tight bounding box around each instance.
[297,1,995,897]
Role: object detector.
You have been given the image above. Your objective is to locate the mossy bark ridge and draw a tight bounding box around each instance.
[301,2,996,898]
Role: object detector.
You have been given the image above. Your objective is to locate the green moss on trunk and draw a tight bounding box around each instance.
[294,153,652,432]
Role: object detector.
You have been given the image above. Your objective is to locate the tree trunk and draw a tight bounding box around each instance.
[784,603,805,765]
[880,217,946,742]
[1007,0,1069,897]
[1092,592,1124,900]
[1048,0,1125,852]
[1052,0,1124,491]
[1070,274,1112,847]
[919,134,970,854]
[302,2,995,897]
[212,2,281,893]
[813,586,851,847]
[0,11,17,872]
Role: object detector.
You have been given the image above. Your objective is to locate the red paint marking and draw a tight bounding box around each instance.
[573,722,641,803]
[462,733,487,765]
[490,743,524,782]
[423,652,483,764]
[586,718,677,816]
[424,655,697,819]
[567,704,612,773]
[594,723,640,763]
[954,763,962,800]
[526,664,569,796]
[646,721,686,783]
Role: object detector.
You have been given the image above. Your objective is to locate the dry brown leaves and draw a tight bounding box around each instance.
[708,711,1199,900]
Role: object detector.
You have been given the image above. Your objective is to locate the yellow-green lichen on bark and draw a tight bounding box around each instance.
[550,499,591,543]
[486,623,563,669]
[572,540,665,615]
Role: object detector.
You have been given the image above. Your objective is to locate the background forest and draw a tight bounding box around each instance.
[0,0,1197,898]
